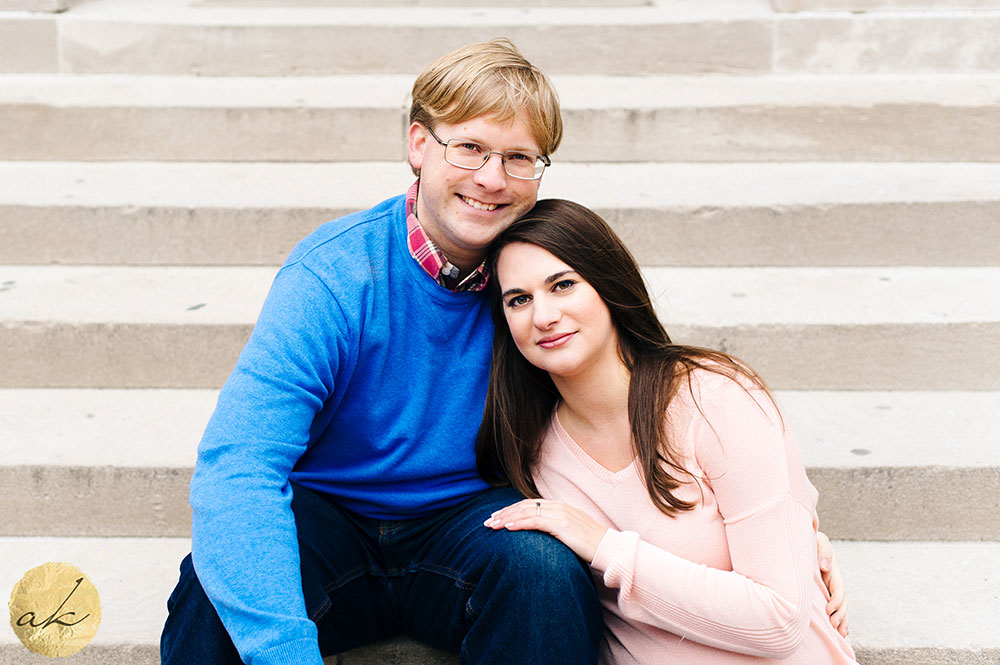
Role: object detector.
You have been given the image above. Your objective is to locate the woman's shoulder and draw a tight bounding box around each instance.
[675,357,761,396]
[671,359,779,425]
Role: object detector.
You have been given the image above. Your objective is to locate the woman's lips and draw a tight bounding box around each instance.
[537,332,575,349]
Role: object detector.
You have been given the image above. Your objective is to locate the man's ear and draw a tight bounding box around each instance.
[407,122,428,172]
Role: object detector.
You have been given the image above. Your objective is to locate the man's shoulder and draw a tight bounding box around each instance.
[286,194,404,268]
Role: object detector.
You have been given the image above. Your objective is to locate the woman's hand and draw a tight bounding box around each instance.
[817,530,849,636]
[485,499,608,563]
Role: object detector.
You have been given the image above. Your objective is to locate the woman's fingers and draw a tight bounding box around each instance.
[816,530,849,635]
[484,499,554,529]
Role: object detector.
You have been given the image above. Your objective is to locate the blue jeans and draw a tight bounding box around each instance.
[161,484,603,664]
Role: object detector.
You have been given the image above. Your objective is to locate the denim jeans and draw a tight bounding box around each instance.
[160,484,603,664]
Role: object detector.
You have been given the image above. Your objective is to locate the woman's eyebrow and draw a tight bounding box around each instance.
[544,270,576,284]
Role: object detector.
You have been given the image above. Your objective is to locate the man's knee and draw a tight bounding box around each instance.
[485,529,595,598]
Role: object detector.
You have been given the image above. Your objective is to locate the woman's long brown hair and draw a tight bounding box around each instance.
[476,199,772,516]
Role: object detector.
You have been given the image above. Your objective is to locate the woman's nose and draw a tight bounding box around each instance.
[532,297,560,328]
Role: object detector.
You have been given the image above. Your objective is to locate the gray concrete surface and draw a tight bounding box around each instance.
[1,539,997,664]
[4,74,1000,162]
[2,389,997,539]
[2,265,997,389]
[2,161,1000,266]
[3,0,999,663]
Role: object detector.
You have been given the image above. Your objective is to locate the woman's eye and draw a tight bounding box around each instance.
[507,294,530,308]
[553,279,575,292]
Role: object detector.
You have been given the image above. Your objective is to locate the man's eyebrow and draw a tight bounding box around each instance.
[500,270,576,299]
[456,135,542,153]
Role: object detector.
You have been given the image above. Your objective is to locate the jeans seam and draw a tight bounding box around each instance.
[309,598,332,624]
[409,561,477,592]
[321,564,370,595]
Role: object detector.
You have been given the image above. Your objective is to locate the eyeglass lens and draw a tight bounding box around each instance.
[444,141,545,180]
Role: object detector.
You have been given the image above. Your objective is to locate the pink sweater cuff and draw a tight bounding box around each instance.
[591,528,638,579]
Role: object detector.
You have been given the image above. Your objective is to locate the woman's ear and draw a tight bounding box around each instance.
[407,122,428,173]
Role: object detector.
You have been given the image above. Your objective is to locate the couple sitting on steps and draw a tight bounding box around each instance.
[160,38,856,665]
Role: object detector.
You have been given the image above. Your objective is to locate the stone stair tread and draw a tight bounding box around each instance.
[6,72,1000,108]
[4,161,999,268]
[4,388,997,469]
[0,537,191,648]
[0,73,415,107]
[7,0,1000,77]
[4,74,1000,163]
[779,1,1000,9]
[4,161,1000,208]
[3,267,997,390]
[0,389,215,468]
[780,391,1000,468]
[0,538,997,662]
[2,264,996,326]
[5,0,999,77]
[47,0,773,23]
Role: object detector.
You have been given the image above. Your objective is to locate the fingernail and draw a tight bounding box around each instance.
[820,557,830,570]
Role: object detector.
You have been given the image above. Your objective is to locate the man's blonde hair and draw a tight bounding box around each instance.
[409,39,562,172]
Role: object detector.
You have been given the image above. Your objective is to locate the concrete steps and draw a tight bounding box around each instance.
[3,0,999,662]
[5,74,1000,162]
[2,388,998,540]
[0,538,997,665]
[2,265,997,389]
[3,161,1000,266]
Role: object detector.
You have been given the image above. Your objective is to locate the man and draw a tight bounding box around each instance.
[160,39,604,665]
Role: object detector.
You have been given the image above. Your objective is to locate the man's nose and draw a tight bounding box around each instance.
[472,152,508,189]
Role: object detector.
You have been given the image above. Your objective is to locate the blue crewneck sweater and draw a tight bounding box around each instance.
[189,194,493,664]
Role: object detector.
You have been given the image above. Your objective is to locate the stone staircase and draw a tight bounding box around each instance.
[1,0,998,663]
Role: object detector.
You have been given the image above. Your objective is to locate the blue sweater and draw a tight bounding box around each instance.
[189,194,494,664]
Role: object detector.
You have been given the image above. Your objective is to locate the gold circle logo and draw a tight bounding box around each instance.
[8,562,101,658]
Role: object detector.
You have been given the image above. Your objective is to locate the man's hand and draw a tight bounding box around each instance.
[817,530,849,636]
[485,499,608,562]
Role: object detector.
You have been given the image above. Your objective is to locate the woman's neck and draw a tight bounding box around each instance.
[552,355,633,464]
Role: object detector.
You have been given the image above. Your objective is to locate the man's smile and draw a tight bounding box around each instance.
[460,194,501,211]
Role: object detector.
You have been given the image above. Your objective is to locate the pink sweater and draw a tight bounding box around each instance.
[532,370,858,664]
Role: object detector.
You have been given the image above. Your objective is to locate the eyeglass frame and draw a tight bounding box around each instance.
[423,124,551,181]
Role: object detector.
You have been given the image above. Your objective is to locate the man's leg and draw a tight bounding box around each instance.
[393,487,604,665]
[160,483,394,664]
[160,552,244,665]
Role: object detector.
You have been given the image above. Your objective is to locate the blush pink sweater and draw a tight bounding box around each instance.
[532,370,858,665]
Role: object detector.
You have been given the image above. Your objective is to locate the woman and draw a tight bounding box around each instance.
[478,199,857,664]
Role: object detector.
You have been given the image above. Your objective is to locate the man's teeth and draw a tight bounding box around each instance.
[462,196,497,211]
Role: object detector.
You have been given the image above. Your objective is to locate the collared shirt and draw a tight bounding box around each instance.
[405,180,489,293]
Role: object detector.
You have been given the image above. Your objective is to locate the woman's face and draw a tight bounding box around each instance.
[496,241,620,380]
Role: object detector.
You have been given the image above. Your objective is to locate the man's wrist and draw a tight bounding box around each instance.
[248,636,326,665]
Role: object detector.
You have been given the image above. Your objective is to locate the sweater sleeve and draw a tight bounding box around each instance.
[189,263,348,665]
[590,374,816,658]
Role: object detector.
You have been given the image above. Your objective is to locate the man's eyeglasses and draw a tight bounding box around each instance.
[424,125,550,181]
